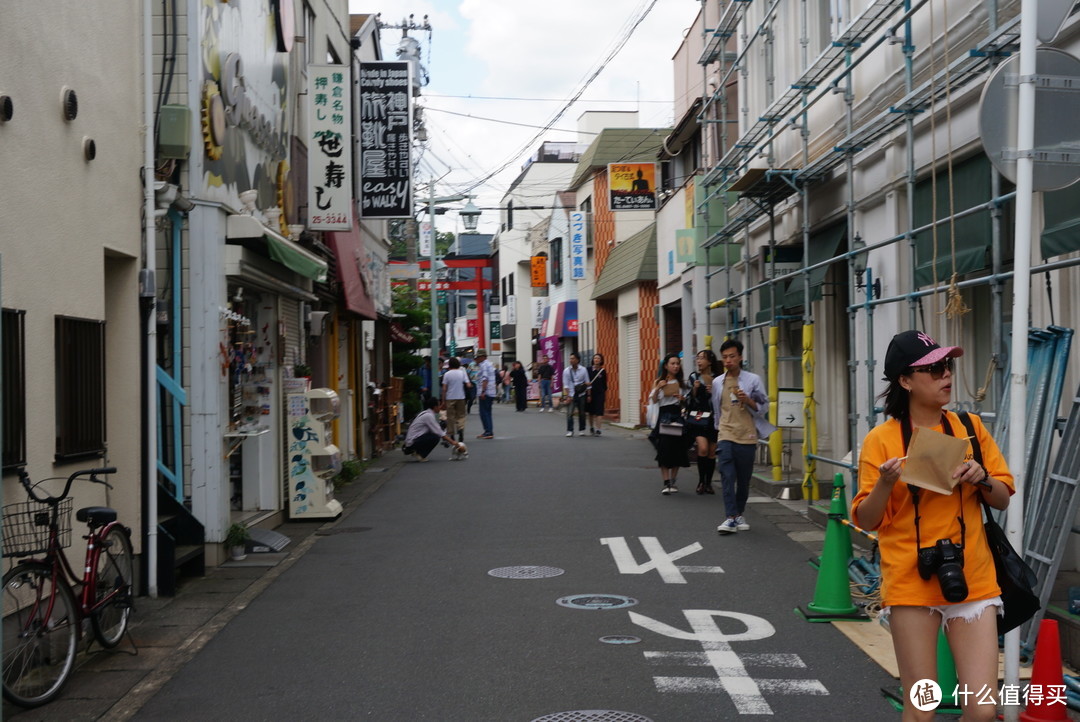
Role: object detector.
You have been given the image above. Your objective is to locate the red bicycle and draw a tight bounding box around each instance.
[2,466,134,707]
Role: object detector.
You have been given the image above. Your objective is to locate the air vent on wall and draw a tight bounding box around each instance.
[83,137,96,162]
[0,95,12,122]
[60,87,78,121]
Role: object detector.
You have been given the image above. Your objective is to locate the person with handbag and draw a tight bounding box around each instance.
[852,330,1013,721]
[586,354,608,435]
[561,352,591,437]
[687,349,720,495]
[651,353,689,494]
[712,339,775,532]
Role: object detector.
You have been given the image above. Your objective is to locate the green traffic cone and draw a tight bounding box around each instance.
[936,629,959,708]
[797,473,867,622]
[832,473,853,561]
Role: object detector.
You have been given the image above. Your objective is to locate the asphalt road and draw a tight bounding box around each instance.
[134,403,895,721]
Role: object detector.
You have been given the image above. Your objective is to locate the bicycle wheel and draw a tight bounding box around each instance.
[90,526,133,648]
[2,562,78,708]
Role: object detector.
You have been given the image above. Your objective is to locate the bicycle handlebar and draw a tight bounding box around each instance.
[16,466,117,504]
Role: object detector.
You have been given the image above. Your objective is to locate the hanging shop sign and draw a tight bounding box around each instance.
[358,61,413,218]
[307,66,352,230]
[569,211,587,280]
[608,162,658,211]
[530,255,548,288]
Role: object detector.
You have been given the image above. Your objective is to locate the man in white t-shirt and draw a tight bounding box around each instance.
[475,349,497,439]
[441,357,471,444]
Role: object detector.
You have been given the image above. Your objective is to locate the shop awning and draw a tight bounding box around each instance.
[226,215,328,283]
[541,300,578,338]
[325,220,377,320]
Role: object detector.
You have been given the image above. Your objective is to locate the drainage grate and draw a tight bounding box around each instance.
[556,594,638,611]
[487,566,565,579]
[599,635,641,645]
[314,526,372,536]
[530,711,653,722]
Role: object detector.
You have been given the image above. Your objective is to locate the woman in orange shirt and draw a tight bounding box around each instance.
[852,331,1013,722]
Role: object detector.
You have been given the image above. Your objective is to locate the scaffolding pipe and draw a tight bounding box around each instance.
[768,325,782,481]
[864,267,878,430]
[1003,2,1036,712]
[801,324,819,500]
[808,454,857,470]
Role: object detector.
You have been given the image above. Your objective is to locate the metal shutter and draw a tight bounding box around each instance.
[280,298,302,497]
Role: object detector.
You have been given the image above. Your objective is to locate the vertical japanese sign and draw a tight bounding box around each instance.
[419,220,432,257]
[358,61,413,218]
[530,256,548,287]
[569,212,587,280]
[608,162,658,211]
[307,66,352,230]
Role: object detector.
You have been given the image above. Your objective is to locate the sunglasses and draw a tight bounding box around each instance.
[909,358,954,379]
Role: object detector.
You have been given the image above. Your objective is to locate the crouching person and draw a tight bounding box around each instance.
[403,397,468,462]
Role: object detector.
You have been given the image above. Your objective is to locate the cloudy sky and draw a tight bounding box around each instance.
[350,0,702,233]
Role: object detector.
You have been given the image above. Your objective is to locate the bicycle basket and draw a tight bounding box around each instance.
[2,499,72,558]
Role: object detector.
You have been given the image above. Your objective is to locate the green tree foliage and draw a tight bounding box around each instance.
[391,284,433,419]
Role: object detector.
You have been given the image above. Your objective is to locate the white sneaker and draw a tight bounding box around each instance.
[717,518,739,534]
[578,431,589,437]
[547,408,553,413]
[566,431,574,437]
[735,515,750,531]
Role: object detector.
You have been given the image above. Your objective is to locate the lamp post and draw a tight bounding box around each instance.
[424,186,475,400]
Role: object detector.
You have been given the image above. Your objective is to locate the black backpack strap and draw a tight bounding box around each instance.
[956,411,983,466]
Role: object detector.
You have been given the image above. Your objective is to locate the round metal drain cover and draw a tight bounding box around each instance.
[599,635,641,645]
[488,565,565,579]
[556,594,638,610]
[530,711,653,722]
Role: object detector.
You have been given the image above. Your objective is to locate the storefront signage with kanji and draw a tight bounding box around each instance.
[569,212,587,280]
[358,61,412,218]
[307,66,352,230]
[608,162,658,211]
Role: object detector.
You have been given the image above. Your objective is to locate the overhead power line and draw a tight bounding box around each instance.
[424,107,598,135]
[423,92,669,104]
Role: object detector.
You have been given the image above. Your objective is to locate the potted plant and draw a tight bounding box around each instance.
[225,522,251,561]
[293,363,313,379]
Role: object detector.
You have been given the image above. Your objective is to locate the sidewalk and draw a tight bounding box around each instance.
[2,405,830,721]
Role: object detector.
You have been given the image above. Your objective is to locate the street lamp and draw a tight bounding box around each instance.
[425,185,470,400]
[459,199,481,232]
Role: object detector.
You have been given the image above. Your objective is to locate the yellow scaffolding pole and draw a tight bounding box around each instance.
[802,323,819,500]
[767,325,782,481]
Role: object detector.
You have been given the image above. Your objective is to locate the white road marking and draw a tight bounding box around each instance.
[600,537,724,584]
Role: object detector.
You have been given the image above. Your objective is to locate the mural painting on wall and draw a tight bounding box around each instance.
[200,1,291,228]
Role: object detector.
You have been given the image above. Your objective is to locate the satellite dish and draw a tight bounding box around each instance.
[979,48,1080,192]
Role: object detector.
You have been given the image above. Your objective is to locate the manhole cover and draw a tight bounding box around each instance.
[488,566,565,579]
[530,712,653,722]
[599,635,641,645]
[314,526,372,536]
[556,594,638,610]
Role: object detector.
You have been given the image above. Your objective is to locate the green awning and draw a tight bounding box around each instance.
[591,223,657,299]
[783,223,846,310]
[913,154,993,287]
[1041,181,1080,258]
[266,234,328,282]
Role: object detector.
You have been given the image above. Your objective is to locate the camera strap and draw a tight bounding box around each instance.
[902,413,967,552]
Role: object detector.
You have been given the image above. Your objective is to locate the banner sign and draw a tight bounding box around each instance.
[530,256,548,287]
[358,61,412,218]
[531,298,546,329]
[419,220,432,257]
[676,229,696,263]
[569,211,587,280]
[308,66,353,230]
[608,162,658,211]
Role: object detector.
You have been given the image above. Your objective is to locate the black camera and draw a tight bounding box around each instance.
[917,539,968,602]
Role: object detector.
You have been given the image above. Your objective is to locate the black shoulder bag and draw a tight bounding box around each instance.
[957,412,1040,635]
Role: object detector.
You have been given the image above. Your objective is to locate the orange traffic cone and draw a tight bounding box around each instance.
[1020,619,1068,721]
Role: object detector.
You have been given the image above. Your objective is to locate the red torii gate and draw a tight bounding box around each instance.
[391,255,495,352]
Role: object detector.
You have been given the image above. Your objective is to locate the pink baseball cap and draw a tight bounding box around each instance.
[883,330,963,381]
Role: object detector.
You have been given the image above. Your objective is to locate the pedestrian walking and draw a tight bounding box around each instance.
[464,358,479,414]
[561,352,590,437]
[711,339,775,531]
[510,360,529,411]
[441,357,471,444]
[403,397,468,461]
[586,354,607,435]
[536,354,555,412]
[687,349,720,495]
[497,363,510,403]
[475,349,497,439]
[651,353,689,494]
[852,330,1013,722]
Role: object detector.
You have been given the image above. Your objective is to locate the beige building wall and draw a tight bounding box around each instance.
[0,3,145,551]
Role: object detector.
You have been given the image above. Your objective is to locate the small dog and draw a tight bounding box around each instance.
[450,443,469,461]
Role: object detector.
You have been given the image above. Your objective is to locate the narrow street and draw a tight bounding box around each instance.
[133,403,893,720]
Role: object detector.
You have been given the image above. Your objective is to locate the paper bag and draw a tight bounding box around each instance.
[899,426,969,495]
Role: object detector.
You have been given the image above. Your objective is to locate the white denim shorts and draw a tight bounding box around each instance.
[880,596,1003,630]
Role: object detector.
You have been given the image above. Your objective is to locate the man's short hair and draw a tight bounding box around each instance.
[719,339,744,356]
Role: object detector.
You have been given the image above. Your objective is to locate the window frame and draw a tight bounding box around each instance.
[55,315,106,461]
[2,308,27,470]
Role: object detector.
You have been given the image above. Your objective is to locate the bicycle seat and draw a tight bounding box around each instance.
[76,506,116,528]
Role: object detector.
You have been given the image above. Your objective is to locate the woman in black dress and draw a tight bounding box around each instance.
[586,354,607,435]
[687,349,720,494]
[651,353,689,494]
[510,360,529,411]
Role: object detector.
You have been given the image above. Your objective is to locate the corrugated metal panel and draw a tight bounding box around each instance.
[624,316,640,426]
[280,297,302,494]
